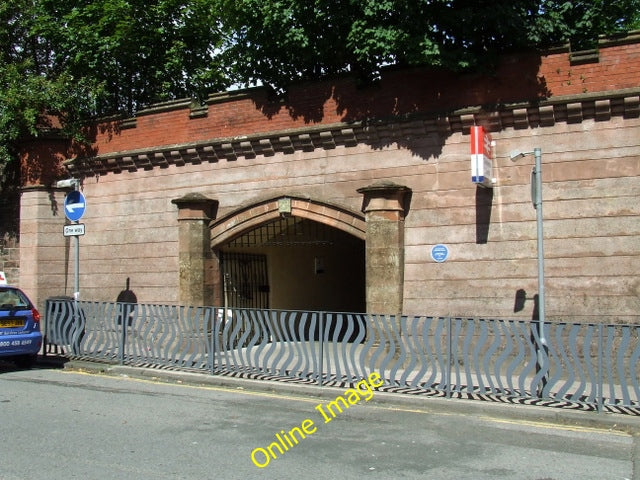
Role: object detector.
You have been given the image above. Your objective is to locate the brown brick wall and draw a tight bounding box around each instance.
[402,118,640,322]
[50,114,639,322]
[76,36,640,158]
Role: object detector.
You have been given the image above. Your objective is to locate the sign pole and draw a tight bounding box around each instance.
[74,218,80,301]
[533,147,546,394]
[59,178,86,352]
[509,147,547,395]
[71,183,81,302]
[60,180,86,300]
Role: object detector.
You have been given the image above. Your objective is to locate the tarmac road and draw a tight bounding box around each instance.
[0,362,638,480]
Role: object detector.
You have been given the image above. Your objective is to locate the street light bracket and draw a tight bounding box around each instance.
[56,178,80,189]
[509,150,532,161]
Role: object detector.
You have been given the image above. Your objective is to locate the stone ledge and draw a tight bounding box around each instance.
[65,88,640,177]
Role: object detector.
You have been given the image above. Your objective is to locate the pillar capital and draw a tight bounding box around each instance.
[172,193,218,221]
[357,181,411,218]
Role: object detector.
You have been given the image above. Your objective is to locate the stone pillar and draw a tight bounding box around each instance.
[357,181,411,315]
[19,186,69,311]
[171,193,218,306]
[16,135,70,310]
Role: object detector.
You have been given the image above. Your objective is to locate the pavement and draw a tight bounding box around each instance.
[20,354,640,479]
[38,354,640,436]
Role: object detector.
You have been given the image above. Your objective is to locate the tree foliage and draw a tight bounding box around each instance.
[0,0,639,173]
[220,0,640,90]
[535,0,640,48]
[40,0,228,114]
[0,0,226,167]
[220,0,542,89]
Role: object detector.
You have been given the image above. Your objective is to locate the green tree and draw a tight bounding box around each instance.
[1,0,97,233]
[0,0,227,165]
[1,0,639,183]
[35,0,228,116]
[220,0,640,91]
[0,0,228,234]
[536,0,640,49]
[0,0,88,165]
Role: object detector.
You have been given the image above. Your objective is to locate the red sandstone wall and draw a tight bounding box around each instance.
[18,138,69,187]
[18,34,640,321]
[401,119,640,322]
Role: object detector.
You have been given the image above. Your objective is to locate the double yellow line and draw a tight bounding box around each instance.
[66,369,634,438]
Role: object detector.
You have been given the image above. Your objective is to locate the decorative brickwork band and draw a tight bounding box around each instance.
[63,89,640,178]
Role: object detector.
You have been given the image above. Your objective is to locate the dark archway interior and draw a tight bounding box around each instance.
[220,216,365,314]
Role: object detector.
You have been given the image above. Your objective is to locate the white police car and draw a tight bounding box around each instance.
[0,273,42,368]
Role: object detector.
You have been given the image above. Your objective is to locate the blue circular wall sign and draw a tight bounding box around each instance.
[430,244,450,263]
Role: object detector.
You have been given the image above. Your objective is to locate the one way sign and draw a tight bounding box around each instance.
[64,190,86,221]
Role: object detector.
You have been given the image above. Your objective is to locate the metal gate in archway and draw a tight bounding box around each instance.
[221,252,269,309]
[218,213,366,314]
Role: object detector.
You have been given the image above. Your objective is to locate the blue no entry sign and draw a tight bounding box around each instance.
[431,244,450,263]
[64,190,86,221]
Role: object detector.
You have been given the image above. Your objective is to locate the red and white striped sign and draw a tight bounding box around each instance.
[470,126,494,187]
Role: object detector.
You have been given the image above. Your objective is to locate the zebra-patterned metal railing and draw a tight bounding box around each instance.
[43,299,640,412]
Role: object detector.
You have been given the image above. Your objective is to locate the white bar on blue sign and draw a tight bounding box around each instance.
[63,224,85,237]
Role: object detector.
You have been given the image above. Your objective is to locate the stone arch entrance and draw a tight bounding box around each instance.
[210,196,366,313]
[173,185,410,314]
[210,196,366,246]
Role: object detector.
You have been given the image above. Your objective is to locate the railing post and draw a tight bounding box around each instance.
[318,311,324,387]
[209,307,217,376]
[446,316,452,399]
[597,323,604,413]
[119,303,126,365]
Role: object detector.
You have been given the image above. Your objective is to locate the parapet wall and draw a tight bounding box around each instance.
[64,33,640,165]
